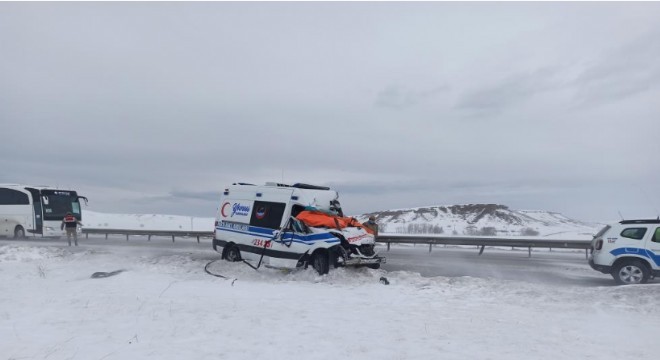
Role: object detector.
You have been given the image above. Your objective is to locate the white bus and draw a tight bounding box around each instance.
[0,184,88,238]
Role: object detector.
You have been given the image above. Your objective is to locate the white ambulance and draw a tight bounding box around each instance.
[212,182,385,274]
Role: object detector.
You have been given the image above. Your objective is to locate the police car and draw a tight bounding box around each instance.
[589,219,660,284]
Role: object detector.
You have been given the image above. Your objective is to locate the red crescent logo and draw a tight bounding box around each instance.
[221,202,230,217]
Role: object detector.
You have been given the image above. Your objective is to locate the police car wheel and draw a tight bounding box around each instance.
[14,226,26,239]
[224,245,242,262]
[612,260,649,285]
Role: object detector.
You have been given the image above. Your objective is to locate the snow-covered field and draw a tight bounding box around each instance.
[1,239,658,360]
[83,210,215,232]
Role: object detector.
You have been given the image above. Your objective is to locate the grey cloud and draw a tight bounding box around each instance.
[1,3,659,222]
[375,85,449,109]
[330,177,593,198]
[168,190,221,202]
[455,68,559,115]
[572,29,660,106]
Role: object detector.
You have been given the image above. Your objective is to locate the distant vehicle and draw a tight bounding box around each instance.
[0,184,88,238]
[589,219,660,284]
[213,182,385,274]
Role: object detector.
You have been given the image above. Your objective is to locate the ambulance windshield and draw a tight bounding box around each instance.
[329,199,344,217]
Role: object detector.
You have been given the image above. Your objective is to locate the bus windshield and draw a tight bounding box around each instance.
[41,190,81,221]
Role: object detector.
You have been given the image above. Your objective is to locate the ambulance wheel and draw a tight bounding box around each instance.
[224,244,242,262]
[366,263,380,270]
[311,250,329,275]
[333,246,348,268]
[14,226,26,239]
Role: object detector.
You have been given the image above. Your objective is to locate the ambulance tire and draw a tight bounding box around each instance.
[366,263,380,270]
[224,244,242,262]
[333,246,347,268]
[311,250,329,275]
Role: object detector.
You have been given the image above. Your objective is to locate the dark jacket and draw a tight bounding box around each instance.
[61,215,80,230]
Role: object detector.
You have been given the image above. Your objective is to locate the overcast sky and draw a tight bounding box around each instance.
[2,2,659,222]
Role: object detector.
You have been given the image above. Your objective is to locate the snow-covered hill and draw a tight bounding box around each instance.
[358,204,600,239]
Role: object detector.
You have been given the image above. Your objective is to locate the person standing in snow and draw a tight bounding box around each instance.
[61,212,82,246]
[363,215,379,237]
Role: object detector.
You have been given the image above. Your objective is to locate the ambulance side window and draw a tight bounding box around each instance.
[290,217,309,234]
[291,204,305,218]
[249,201,287,230]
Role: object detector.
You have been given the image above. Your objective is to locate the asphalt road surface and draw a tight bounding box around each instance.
[380,244,618,286]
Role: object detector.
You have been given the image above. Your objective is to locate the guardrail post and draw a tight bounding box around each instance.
[387,242,390,251]
[172,235,175,242]
[429,243,432,253]
[85,233,88,239]
[585,249,588,259]
[148,235,151,241]
[528,247,531,257]
[105,234,108,240]
[197,236,200,243]
[126,234,129,241]
[478,245,485,256]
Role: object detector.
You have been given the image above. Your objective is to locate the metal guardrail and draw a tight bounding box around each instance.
[377,234,592,258]
[81,228,592,257]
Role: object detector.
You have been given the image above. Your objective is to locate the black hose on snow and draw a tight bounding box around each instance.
[204,259,230,279]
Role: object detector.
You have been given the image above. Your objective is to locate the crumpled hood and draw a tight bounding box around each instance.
[308,226,375,245]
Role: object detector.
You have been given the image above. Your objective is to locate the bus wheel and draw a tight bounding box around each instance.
[14,226,26,239]
[224,244,242,262]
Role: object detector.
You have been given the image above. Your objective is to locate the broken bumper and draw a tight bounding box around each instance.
[341,255,386,266]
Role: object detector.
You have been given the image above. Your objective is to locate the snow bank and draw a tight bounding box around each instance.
[0,245,67,262]
[1,243,658,360]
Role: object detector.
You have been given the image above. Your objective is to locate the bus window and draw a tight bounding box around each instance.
[0,188,29,205]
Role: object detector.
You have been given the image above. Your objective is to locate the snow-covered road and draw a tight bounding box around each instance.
[383,245,621,286]
[1,237,658,359]
[0,235,635,286]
